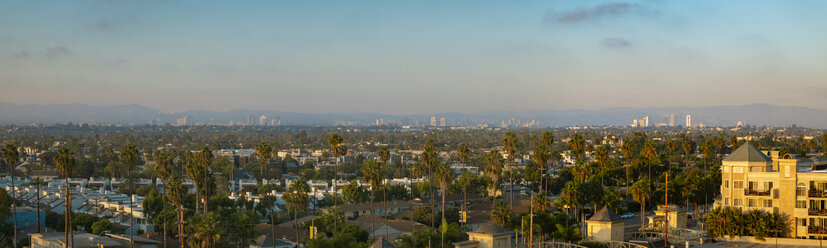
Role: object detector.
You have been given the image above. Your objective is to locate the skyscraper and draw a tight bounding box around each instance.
[430,116,437,126]
[246,114,253,126]
[439,117,446,127]
[685,115,692,127]
[259,115,267,126]
[669,114,675,126]
[644,116,649,127]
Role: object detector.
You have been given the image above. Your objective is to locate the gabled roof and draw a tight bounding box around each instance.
[722,143,771,163]
[589,206,622,222]
[473,223,508,234]
[368,237,395,248]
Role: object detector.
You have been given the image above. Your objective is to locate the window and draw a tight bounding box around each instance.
[724,197,730,206]
[733,198,743,207]
[798,218,807,227]
[797,200,807,208]
[748,199,758,207]
[763,182,774,190]
[734,181,744,189]
[763,199,773,208]
[798,183,808,196]
[724,180,730,189]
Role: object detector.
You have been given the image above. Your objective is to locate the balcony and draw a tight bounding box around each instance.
[810,190,827,198]
[810,226,827,234]
[744,188,771,196]
[810,209,827,216]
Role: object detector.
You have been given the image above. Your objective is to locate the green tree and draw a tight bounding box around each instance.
[491,201,512,228]
[255,141,272,182]
[54,147,76,248]
[484,150,503,206]
[457,143,469,165]
[285,180,309,245]
[91,219,112,235]
[629,178,651,226]
[153,150,173,245]
[433,163,455,246]
[2,143,20,247]
[361,159,383,236]
[187,212,224,248]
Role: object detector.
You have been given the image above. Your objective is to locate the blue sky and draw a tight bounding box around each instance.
[2,0,827,113]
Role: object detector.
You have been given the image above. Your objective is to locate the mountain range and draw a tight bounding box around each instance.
[1,102,826,128]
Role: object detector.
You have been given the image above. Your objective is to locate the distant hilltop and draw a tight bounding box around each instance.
[1,102,826,128]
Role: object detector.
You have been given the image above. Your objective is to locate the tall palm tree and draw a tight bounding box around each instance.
[184,152,204,214]
[198,147,213,213]
[120,143,139,248]
[629,179,651,227]
[503,131,518,165]
[285,181,309,245]
[642,140,656,192]
[188,213,222,248]
[255,141,272,183]
[485,150,503,206]
[328,133,344,231]
[376,145,391,239]
[153,150,173,247]
[54,147,76,248]
[362,159,383,237]
[620,139,633,186]
[533,145,549,194]
[166,176,186,248]
[422,138,438,228]
[2,143,20,247]
[434,163,455,247]
[594,145,608,186]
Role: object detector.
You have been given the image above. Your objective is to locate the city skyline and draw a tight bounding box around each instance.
[3,1,827,114]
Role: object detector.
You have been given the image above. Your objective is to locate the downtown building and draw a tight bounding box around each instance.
[719,143,827,239]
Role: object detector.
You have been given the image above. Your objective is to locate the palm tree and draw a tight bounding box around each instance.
[422,138,438,228]
[285,181,309,245]
[120,143,140,248]
[533,145,549,194]
[362,159,383,237]
[54,147,76,248]
[166,176,186,247]
[629,179,651,227]
[491,201,512,228]
[568,134,585,163]
[642,140,656,191]
[255,141,272,183]
[198,146,213,213]
[457,143,469,165]
[503,131,518,165]
[188,213,222,248]
[433,163,455,247]
[484,150,503,206]
[377,145,390,165]
[2,143,20,247]
[594,145,608,186]
[328,133,346,231]
[620,139,633,186]
[457,172,475,223]
[185,153,205,214]
[153,150,173,247]
[542,131,554,148]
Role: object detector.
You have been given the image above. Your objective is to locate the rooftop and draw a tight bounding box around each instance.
[722,143,771,163]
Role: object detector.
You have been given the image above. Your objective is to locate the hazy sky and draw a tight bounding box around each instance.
[2,0,827,114]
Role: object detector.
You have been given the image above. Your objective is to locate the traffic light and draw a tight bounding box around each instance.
[309,226,318,239]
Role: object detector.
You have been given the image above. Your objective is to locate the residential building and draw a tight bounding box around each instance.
[718,143,827,239]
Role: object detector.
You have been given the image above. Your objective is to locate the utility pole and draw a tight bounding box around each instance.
[178,206,186,248]
[529,194,534,248]
[36,177,41,233]
[665,173,669,247]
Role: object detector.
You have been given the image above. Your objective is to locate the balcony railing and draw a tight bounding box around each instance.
[744,188,771,196]
[810,226,827,234]
[809,209,827,216]
[810,190,827,198]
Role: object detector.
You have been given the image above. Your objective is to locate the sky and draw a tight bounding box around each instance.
[2,0,827,114]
